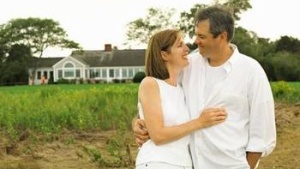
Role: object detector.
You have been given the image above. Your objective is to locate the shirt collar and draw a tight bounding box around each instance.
[222,44,240,73]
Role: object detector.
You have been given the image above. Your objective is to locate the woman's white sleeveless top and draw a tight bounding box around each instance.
[136,78,192,167]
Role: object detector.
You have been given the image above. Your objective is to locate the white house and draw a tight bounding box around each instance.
[28,44,145,84]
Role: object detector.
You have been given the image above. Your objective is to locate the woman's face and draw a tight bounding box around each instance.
[164,35,190,70]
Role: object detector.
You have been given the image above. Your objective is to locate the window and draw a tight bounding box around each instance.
[96,69,101,77]
[64,70,74,77]
[90,69,95,78]
[43,71,48,79]
[58,70,62,78]
[128,68,134,78]
[63,62,75,78]
[65,63,73,68]
[109,69,114,78]
[122,68,127,78]
[135,68,140,74]
[141,67,145,72]
[102,69,107,78]
[37,71,41,79]
[115,69,120,78]
[76,69,80,78]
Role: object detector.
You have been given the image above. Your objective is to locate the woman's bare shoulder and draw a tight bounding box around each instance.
[139,77,159,92]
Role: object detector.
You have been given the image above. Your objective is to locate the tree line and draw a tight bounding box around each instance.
[0,18,81,85]
[125,1,300,81]
[0,0,299,86]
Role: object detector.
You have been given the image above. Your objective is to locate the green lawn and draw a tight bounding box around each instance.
[0,83,140,94]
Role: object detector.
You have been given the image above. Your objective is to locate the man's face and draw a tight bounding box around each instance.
[193,19,220,58]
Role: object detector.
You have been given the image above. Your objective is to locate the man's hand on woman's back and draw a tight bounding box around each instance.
[132,118,150,146]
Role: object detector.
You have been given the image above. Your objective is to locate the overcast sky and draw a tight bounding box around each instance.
[0,0,299,56]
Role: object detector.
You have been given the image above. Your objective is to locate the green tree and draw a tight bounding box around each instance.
[275,36,300,53]
[7,44,32,85]
[0,17,81,84]
[0,44,6,62]
[0,44,32,85]
[178,0,251,39]
[231,27,281,81]
[125,0,251,48]
[0,25,9,63]
[178,4,207,39]
[271,52,300,81]
[221,0,252,20]
[124,7,177,48]
[232,27,258,57]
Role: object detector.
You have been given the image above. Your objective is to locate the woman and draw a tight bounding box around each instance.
[135,29,227,169]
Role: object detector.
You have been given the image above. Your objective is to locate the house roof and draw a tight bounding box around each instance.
[29,57,64,68]
[30,49,146,68]
[71,49,145,67]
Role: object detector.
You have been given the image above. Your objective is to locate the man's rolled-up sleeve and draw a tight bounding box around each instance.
[246,73,276,157]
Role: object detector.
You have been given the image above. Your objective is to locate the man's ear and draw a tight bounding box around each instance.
[219,31,228,41]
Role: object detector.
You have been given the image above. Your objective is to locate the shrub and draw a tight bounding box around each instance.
[57,78,70,84]
[132,72,145,83]
[271,81,296,99]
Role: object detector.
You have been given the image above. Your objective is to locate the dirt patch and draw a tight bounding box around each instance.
[0,103,299,169]
[0,130,134,169]
[259,102,300,169]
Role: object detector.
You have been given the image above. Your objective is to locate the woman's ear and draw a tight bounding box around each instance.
[161,51,169,61]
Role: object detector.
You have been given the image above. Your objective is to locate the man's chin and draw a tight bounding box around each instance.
[199,51,206,57]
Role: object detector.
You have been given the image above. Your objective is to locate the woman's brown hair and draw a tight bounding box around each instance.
[145,29,181,79]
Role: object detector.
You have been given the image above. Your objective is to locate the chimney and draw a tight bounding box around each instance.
[104,44,112,52]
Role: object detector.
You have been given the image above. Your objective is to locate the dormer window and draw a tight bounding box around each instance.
[64,62,75,78]
[65,63,74,68]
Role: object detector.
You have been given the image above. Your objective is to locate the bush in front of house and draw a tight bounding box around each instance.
[112,79,126,83]
[132,72,145,83]
[57,78,70,84]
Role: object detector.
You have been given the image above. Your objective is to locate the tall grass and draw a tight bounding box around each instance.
[0,82,299,139]
[0,84,139,138]
[271,81,300,103]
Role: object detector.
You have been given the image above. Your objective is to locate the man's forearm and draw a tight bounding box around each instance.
[246,152,262,169]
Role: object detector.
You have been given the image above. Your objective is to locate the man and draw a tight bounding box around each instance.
[133,5,276,169]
